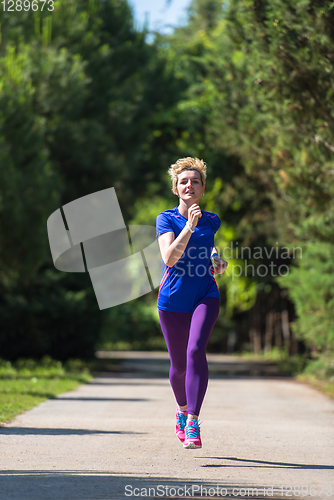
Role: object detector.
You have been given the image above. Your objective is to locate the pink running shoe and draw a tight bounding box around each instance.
[183,419,202,449]
[176,408,188,442]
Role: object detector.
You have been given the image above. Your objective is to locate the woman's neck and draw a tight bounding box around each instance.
[177,198,200,219]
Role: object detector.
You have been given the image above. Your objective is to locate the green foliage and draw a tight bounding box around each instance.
[278,243,334,351]
[163,0,334,352]
[303,354,334,380]
[298,353,334,399]
[0,355,90,379]
[0,0,190,359]
[2,0,334,358]
[0,270,103,360]
[0,41,84,288]
[129,196,172,226]
[98,298,164,351]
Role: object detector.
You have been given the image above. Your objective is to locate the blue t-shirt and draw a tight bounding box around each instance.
[156,207,221,313]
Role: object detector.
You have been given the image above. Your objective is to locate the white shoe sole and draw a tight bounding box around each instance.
[183,442,202,449]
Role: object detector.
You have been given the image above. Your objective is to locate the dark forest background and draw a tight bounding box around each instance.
[0,0,333,364]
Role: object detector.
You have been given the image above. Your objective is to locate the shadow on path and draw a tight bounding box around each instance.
[0,471,288,500]
[198,457,334,470]
[0,427,145,436]
[54,397,151,402]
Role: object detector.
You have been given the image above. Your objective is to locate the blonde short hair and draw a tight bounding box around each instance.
[168,157,207,195]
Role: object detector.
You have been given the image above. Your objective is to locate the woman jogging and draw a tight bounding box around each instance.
[156,157,228,449]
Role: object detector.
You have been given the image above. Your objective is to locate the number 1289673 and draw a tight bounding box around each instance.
[1,0,54,11]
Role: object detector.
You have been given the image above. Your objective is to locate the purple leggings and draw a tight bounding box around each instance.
[158,297,220,416]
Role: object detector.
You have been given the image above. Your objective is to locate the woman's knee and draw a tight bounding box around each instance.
[187,345,206,363]
[171,365,186,379]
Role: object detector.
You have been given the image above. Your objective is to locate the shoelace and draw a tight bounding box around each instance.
[176,411,187,429]
[185,420,202,438]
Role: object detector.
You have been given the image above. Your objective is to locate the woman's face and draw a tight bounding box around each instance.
[176,169,204,201]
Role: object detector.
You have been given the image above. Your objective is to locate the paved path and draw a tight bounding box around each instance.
[0,353,333,500]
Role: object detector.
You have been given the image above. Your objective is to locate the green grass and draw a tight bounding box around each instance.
[296,375,334,400]
[296,354,334,400]
[0,356,91,424]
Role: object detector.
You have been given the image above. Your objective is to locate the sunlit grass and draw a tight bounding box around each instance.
[296,375,334,400]
[0,357,91,424]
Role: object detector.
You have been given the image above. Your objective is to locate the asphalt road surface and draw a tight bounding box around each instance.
[0,352,333,500]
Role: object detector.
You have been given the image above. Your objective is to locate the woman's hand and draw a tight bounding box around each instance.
[212,255,228,275]
[188,204,202,231]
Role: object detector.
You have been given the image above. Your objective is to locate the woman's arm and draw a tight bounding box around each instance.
[158,204,202,267]
[158,226,192,267]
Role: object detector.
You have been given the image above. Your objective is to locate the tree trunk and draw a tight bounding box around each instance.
[281,307,290,354]
[290,329,299,355]
[274,312,282,349]
[265,311,274,353]
[264,287,276,353]
[249,293,261,354]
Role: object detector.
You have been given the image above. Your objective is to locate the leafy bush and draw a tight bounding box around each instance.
[278,243,334,353]
[303,355,334,381]
[0,270,103,361]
